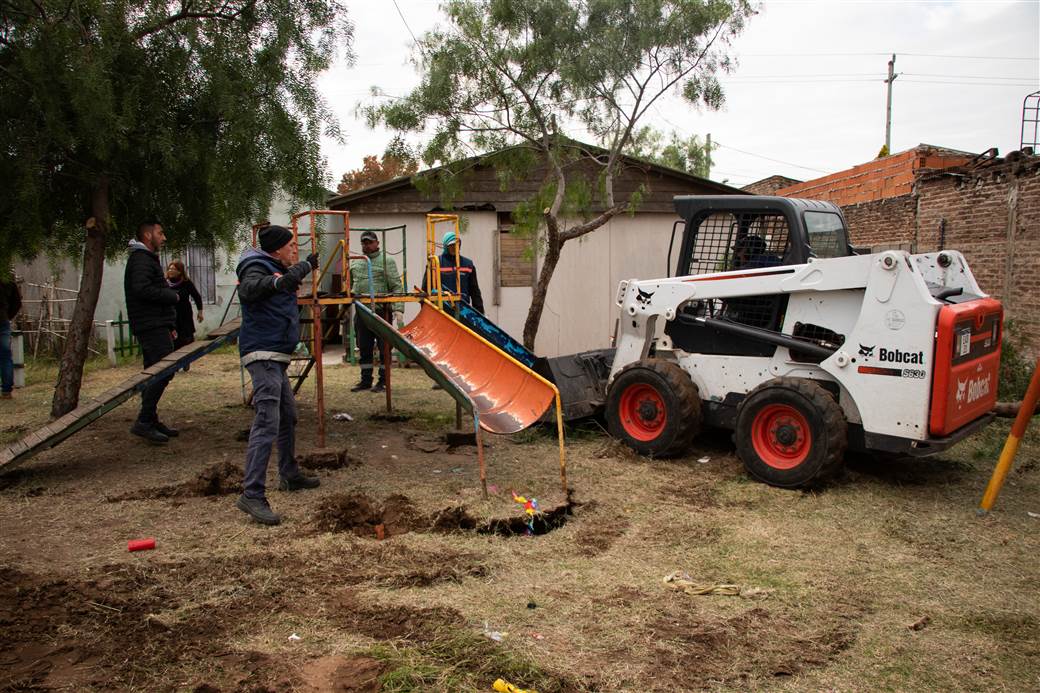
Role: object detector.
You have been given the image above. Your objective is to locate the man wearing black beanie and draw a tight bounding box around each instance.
[234,225,320,525]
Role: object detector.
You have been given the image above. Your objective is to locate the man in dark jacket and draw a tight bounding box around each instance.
[0,275,22,399]
[424,230,485,313]
[235,225,320,526]
[124,220,180,443]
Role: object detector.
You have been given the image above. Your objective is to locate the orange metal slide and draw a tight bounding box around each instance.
[399,302,556,434]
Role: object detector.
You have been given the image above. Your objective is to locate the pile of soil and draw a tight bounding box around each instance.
[108,461,243,501]
[297,448,354,470]
[180,460,243,496]
[312,492,421,537]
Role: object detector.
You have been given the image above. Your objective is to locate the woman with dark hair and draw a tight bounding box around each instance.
[166,260,204,349]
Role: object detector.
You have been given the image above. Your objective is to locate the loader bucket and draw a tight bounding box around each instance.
[399,302,556,434]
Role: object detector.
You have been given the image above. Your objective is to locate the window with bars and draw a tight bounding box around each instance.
[686,212,791,276]
[682,211,793,332]
[161,246,217,304]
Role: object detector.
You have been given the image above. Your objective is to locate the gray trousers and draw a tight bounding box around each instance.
[244,360,301,499]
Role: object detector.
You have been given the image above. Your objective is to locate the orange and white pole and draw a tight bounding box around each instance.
[979,357,1040,512]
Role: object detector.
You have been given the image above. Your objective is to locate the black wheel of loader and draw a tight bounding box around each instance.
[735,377,847,488]
[605,359,702,457]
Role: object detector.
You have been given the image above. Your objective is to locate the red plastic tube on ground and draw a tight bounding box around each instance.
[127,538,156,552]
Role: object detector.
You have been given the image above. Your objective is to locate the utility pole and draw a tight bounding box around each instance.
[885,54,898,154]
[705,132,712,178]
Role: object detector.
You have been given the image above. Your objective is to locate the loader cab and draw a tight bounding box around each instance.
[672,196,852,278]
[666,196,852,358]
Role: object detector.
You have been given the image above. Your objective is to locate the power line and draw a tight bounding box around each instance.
[902,72,1039,81]
[391,0,421,49]
[900,52,1037,61]
[901,80,1038,87]
[740,51,1036,61]
[712,141,829,174]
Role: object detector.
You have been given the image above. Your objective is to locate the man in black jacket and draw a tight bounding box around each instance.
[0,274,21,399]
[124,219,180,443]
[235,225,320,525]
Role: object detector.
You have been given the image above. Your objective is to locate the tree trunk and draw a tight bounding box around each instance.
[522,235,562,351]
[993,401,1040,419]
[51,176,109,418]
[520,202,627,352]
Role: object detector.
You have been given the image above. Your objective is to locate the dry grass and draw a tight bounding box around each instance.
[0,353,1038,691]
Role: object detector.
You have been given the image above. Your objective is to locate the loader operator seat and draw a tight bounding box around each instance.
[732,234,780,270]
[723,235,786,330]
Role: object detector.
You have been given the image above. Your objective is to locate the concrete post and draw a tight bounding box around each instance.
[105,320,117,366]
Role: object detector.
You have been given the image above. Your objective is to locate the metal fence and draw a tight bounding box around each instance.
[105,311,140,364]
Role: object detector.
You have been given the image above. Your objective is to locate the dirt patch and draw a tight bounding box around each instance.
[107,460,243,501]
[0,565,190,690]
[407,431,482,455]
[0,468,46,497]
[574,516,630,556]
[369,412,412,423]
[312,492,422,537]
[660,479,719,508]
[333,589,464,642]
[380,560,489,588]
[297,447,355,470]
[298,655,386,693]
[640,603,859,686]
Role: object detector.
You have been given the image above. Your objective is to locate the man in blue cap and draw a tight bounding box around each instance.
[235,225,321,525]
[425,230,485,314]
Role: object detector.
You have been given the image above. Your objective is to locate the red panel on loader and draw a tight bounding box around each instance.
[929,298,1002,436]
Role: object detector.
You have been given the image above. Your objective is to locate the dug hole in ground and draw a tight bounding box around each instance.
[0,350,1038,692]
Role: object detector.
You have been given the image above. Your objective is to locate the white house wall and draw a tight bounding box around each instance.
[535,212,680,356]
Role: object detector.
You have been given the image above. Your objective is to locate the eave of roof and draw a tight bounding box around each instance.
[326,140,743,208]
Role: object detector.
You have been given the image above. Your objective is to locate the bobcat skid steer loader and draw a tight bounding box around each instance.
[604,195,1002,487]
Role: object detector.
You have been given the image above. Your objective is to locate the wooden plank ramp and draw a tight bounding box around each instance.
[0,319,241,471]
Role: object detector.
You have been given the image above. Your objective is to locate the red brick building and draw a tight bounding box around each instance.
[773,145,1040,354]
[741,174,801,195]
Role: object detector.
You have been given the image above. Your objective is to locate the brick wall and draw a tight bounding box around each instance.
[840,195,917,249]
[775,146,971,207]
[915,157,1040,355]
[742,175,801,195]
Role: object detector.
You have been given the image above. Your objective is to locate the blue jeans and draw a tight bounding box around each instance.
[243,360,302,499]
[0,320,12,394]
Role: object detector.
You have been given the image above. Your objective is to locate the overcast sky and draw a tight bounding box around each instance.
[317,0,1040,189]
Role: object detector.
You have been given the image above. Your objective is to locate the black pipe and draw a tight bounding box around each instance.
[688,316,837,360]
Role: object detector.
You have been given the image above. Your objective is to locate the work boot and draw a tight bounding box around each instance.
[1,391,11,399]
[371,381,386,393]
[154,421,179,438]
[279,473,321,492]
[130,421,169,445]
[350,380,372,393]
[236,495,281,525]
